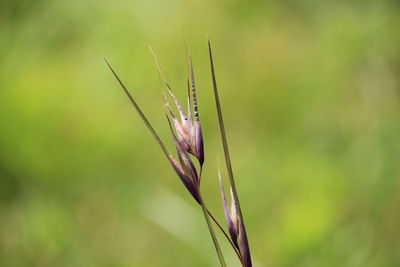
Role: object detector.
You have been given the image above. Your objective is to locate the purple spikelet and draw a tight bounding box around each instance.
[147,47,207,204]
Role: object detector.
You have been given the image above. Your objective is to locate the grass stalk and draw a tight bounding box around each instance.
[207,210,244,265]
[106,58,228,266]
[208,39,253,266]
[198,192,227,267]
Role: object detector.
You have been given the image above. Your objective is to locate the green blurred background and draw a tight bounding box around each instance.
[1,0,400,266]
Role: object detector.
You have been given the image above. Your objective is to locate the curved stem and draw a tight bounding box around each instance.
[198,192,227,267]
[199,168,243,265]
[207,210,244,265]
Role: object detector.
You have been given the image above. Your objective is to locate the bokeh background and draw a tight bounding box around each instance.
[1,0,399,266]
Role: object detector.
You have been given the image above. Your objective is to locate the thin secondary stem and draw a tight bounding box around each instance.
[207,210,244,265]
[200,167,242,265]
[198,192,227,267]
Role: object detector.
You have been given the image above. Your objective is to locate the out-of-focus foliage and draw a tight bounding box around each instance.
[0,0,399,266]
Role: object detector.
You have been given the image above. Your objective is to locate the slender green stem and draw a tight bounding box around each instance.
[199,168,242,265]
[198,192,227,267]
[208,39,252,266]
[207,209,244,265]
